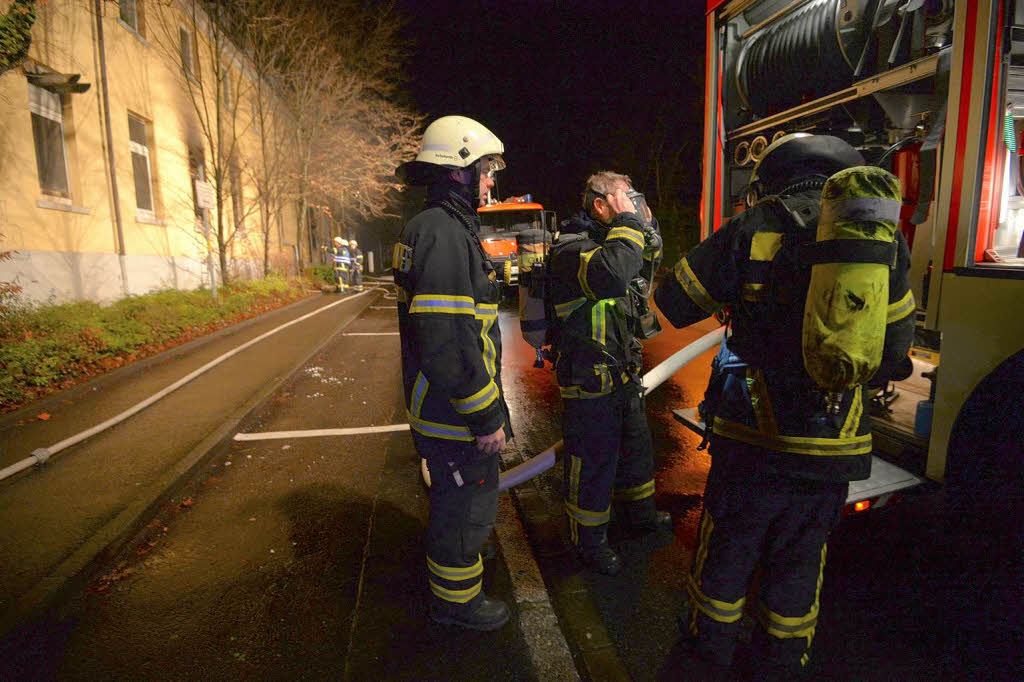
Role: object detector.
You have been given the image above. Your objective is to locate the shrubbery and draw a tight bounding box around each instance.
[0,277,310,411]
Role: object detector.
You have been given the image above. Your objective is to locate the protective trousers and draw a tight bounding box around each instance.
[350,266,363,291]
[334,265,348,292]
[685,443,847,671]
[420,438,499,615]
[561,385,658,548]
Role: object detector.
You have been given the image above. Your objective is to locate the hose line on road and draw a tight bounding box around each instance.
[0,288,382,484]
[496,325,726,491]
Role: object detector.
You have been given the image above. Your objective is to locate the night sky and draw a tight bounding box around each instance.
[394,0,707,220]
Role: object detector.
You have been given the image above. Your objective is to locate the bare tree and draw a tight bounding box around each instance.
[0,0,36,77]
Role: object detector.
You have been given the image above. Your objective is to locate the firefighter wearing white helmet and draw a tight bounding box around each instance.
[348,239,363,291]
[654,133,915,674]
[393,116,512,631]
[329,236,351,293]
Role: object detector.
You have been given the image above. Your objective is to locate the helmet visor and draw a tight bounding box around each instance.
[479,154,506,176]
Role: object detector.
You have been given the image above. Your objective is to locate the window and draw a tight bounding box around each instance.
[221,70,233,111]
[230,156,244,233]
[28,84,70,198]
[119,0,143,35]
[189,145,206,224]
[128,114,155,216]
[179,27,198,80]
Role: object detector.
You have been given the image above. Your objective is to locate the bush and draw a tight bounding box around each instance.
[0,277,310,410]
[307,265,335,285]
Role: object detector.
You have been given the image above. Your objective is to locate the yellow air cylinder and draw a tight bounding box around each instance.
[802,167,902,392]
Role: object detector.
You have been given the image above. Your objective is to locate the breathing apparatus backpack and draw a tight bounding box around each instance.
[516,228,554,366]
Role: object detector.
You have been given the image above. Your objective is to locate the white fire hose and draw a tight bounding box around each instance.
[420,325,726,489]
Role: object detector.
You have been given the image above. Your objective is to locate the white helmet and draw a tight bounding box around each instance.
[413,115,505,171]
[333,236,343,246]
[349,239,357,248]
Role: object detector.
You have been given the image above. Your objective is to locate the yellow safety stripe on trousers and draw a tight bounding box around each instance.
[746,368,779,437]
[476,304,499,378]
[741,282,767,302]
[712,417,872,456]
[410,372,429,418]
[613,479,656,502]
[577,248,599,299]
[451,379,499,415]
[568,455,582,544]
[606,226,645,249]
[406,411,474,442]
[409,294,476,315]
[564,500,611,526]
[555,297,587,319]
[687,511,714,635]
[686,572,746,624]
[755,543,827,641]
[750,232,784,261]
[887,289,916,324]
[430,579,482,604]
[674,258,722,315]
[427,555,483,582]
[839,386,863,439]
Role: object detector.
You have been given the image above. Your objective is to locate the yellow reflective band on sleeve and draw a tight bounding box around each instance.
[577,248,599,299]
[606,226,645,249]
[564,500,611,526]
[406,411,474,442]
[427,555,483,581]
[430,579,482,604]
[555,297,587,319]
[750,232,784,261]
[410,372,429,418]
[839,386,863,439]
[613,479,655,501]
[474,303,499,318]
[409,294,476,315]
[591,300,611,347]
[686,572,746,624]
[712,417,872,456]
[476,307,498,378]
[451,380,499,415]
[887,289,916,324]
[674,258,722,315]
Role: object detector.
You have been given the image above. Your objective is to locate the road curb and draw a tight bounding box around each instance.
[0,290,383,639]
[495,493,580,681]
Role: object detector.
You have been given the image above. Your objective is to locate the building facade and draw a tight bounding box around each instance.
[0,0,303,303]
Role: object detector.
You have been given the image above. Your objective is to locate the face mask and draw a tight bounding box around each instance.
[624,190,654,230]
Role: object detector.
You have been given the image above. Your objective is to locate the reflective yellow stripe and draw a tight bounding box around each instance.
[887,289,915,324]
[577,248,599,299]
[756,543,827,642]
[712,417,872,456]
[451,380,499,414]
[686,573,746,624]
[674,258,721,315]
[688,512,715,636]
[555,297,587,319]
[430,580,482,604]
[569,455,582,544]
[613,479,655,501]
[741,282,766,302]
[410,372,428,418]
[409,294,476,315]
[839,386,862,439]
[406,411,474,442]
[591,300,611,347]
[606,226,645,248]
[427,555,483,581]
[476,307,498,378]
[475,303,499,318]
[750,232,784,261]
[564,500,611,526]
[746,368,778,437]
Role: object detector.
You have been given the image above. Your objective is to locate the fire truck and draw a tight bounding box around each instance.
[675,0,1024,514]
[477,196,557,287]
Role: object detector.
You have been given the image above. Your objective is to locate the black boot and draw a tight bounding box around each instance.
[622,498,674,534]
[633,510,674,534]
[429,595,510,631]
[578,538,622,576]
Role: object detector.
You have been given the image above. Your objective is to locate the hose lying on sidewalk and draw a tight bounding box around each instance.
[420,326,726,490]
[0,288,381,483]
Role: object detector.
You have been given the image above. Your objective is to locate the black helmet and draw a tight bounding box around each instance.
[748,133,864,203]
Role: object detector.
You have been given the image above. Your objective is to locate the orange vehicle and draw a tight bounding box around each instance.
[477,195,556,286]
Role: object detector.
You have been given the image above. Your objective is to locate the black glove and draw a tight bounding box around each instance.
[642,227,662,259]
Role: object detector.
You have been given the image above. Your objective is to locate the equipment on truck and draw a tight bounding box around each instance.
[477,195,556,287]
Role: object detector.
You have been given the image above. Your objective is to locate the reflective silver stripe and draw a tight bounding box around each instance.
[685,574,745,623]
[427,555,483,581]
[613,479,655,501]
[820,197,902,225]
[887,289,915,324]
[674,258,721,315]
[564,500,610,526]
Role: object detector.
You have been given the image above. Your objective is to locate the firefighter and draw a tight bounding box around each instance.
[393,115,512,631]
[348,239,364,292]
[547,171,672,576]
[653,134,915,674]
[330,236,350,293]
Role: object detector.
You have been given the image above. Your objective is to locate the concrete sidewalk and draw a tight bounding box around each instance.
[0,289,578,681]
